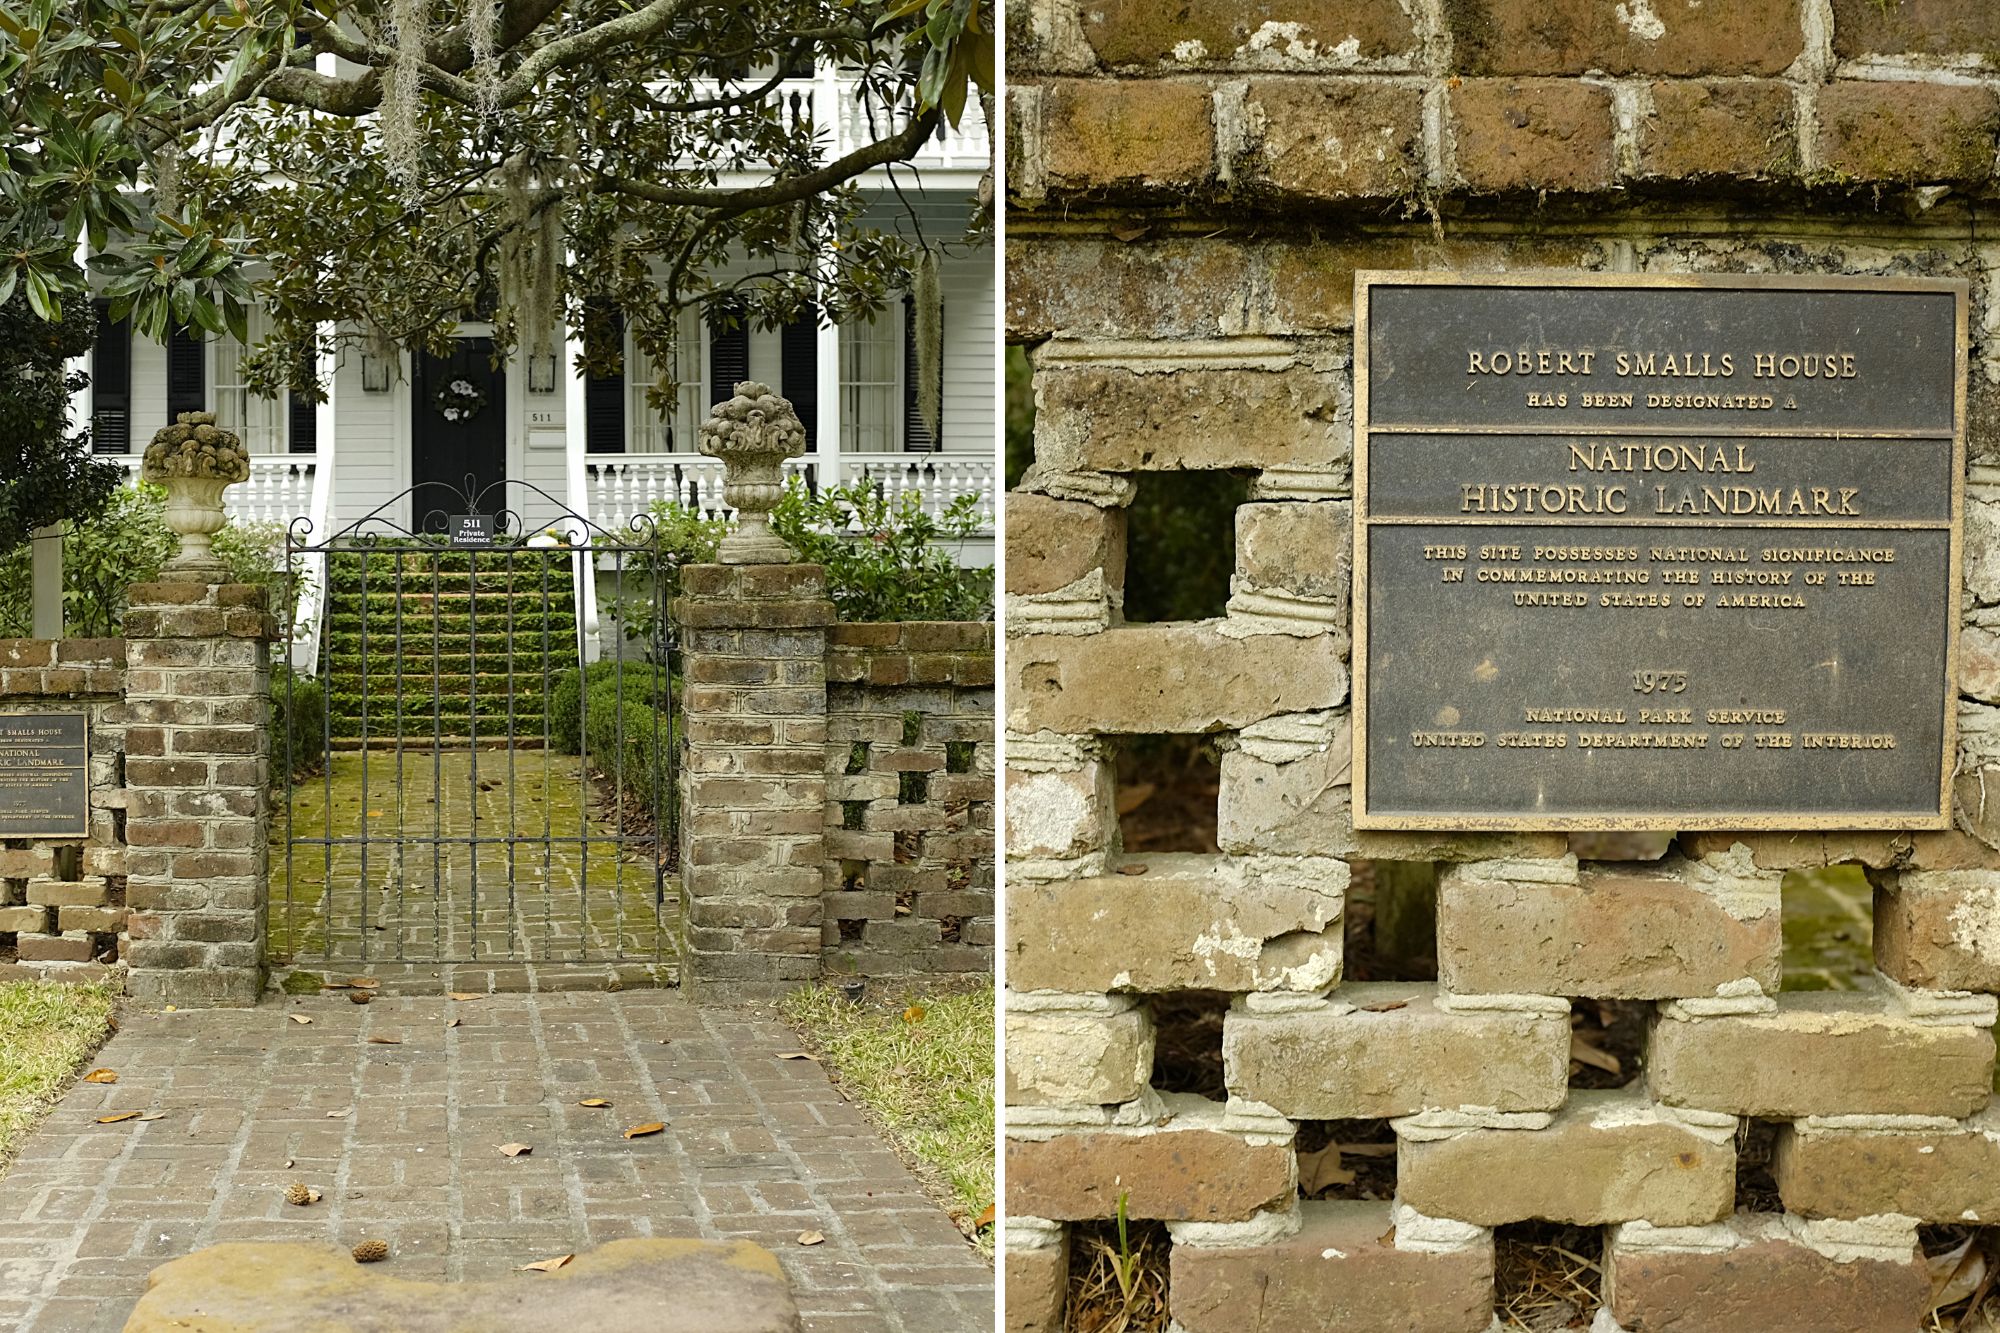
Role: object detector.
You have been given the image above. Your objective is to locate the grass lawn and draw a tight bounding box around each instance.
[0,980,119,1173]
[781,981,995,1253]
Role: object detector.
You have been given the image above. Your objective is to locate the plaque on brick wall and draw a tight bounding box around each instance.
[0,712,89,838]
[1353,273,1966,830]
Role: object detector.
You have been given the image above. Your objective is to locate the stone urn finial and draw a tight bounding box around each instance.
[142,412,250,577]
[698,380,807,565]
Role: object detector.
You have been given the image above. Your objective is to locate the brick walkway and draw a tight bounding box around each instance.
[0,991,991,1331]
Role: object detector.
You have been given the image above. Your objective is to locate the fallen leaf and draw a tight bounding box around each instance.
[1115,864,1148,876]
[350,977,380,989]
[796,1231,825,1246]
[775,1052,818,1062]
[289,1014,314,1025]
[974,1205,996,1231]
[623,1122,665,1139]
[446,1017,463,1029]
[1569,1032,1622,1077]
[1296,1143,1356,1194]
[321,981,352,990]
[518,1254,573,1273]
[902,1005,927,1024]
[499,1142,533,1158]
[1109,222,1150,243]
[82,1069,118,1084]
[95,1112,140,1124]
[285,1158,295,1169]
[366,1036,402,1045]
[1360,1000,1409,1014]
[447,992,483,1001]
[326,1108,350,1119]
[1378,1224,1398,1246]
[137,1113,167,1122]
[366,810,384,817]
[578,1098,612,1108]
[1114,782,1156,816]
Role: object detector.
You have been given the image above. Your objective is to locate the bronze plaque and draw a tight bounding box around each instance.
[0,712,89,838]
[1353,273,1966,831]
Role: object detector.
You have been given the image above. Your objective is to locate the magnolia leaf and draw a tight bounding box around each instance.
[796,1230,826,1246]
[623,1122,665,1139]
[974,1205,995,1231]
[1296,1143,1355,1195]
[326,1108,350,1119]
[1359,1000,1409,1013]
[366,1036,401,1045]
[349,977,380,989]
[95,1112,140,1124]
[81,1068,118,1084]
[447,992,483,1001]
[1569,1032,1622,1077]
[578,1098,612,1108]
[776,1052,818,1062]
[290,1014,313,1024]
[518,1254,573,1273]
[499,1142,533,1158]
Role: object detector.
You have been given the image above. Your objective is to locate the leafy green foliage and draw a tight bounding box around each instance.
[213,518,313,641]
[549,660,673,756]
[0,288,116,552]
[772,479,992,622]
[0,481,175,636]
[269,663,327,782]
[607,499,728,652]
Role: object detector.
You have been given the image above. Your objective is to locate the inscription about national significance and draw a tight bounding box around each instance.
[0,712,89,838]
[1353,273,1966,830]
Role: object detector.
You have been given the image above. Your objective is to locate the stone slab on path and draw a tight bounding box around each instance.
[0,991,990,1333]
[124,1238,799,1332]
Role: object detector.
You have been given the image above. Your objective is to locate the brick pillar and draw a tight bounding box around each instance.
[122,579,275,1007]
[676,563,834,1002]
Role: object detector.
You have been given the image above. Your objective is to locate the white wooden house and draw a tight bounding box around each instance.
[78,70,994,667]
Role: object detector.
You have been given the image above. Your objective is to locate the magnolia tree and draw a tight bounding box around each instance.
[0,0,993,548]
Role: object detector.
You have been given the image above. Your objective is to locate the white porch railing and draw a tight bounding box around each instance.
[583,452,996,537]
[109,454,322,532]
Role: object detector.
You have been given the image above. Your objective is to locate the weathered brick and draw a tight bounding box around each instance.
[1225,984,1570,1118]
[1041,78,1215,192]
[1006,993,1156,1107]
[1082,0,1417,67]
[1173,1203,1493,1333]
[25,876,110,908]
[1450,79,1617,193]
[0,905,53,933]
[1005,235,1255,342]
[1648,991,1995,1118]
[1872,869,2000,992]
[1446,0,1803,75]
[1398,1089,1736,1227]
[1005,493,1126,598]
[1604,1213,1928,1333]
[1436,854,1782,999]
[17,932,95,962]
[1008,625,1348,735]
[56,906,125,933]
[1638,79,1796,180]
[1005,762,1116,863]
[1216,710,1354,856]
[1007,854,1345,993]
[1037,357,1346,475]
[1006,1098,1295,1222]
[1773,1106,2000,1222]
[1816,81,2000,185]
[1238,80,1424,199]
[1830,0,2000,59]
[1233,500,1351,610]
[1002,1229,1067,1333]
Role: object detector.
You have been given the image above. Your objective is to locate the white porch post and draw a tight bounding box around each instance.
[562,305,601,663]
[37,234,94,638]
[313,322,336,534]
[816,316,841,491]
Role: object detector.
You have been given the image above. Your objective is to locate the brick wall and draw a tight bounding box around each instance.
[0,639,129,984]
[825,622,996,980]
[1006,4,2000,1330]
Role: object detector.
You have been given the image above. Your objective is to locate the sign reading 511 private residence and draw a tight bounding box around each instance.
[1353,273,1965,831]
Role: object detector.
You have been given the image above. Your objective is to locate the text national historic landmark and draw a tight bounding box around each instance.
[1354,273,1967,830]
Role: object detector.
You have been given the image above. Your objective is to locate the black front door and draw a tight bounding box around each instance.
[413,337,506,514]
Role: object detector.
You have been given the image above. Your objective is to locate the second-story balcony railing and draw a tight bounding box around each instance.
[706,70,989,175]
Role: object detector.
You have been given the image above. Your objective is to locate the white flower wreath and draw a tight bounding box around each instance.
[432,375,488,423]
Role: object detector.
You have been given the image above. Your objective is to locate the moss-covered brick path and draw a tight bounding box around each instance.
[271,750,675,989]
[0,992,992,1331]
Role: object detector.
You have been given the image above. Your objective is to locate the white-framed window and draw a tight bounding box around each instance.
[628,308,704,453]
[213,308,286,454]
[840,303,901,455]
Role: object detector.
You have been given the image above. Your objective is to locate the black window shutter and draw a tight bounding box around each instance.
[902,294,939,451]
[780,305,818,449]
[166,326,205,418]
[585,307,625,454]
[708,316,749,408]
[91,300,131,454]
[289,355,317,454]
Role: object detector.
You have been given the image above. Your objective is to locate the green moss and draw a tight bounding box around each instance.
[278,970,324,994]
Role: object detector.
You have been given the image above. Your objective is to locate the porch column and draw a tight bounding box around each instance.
[816,311,841,490]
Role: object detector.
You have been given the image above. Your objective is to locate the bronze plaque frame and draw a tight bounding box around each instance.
[0,711,90,839]
[1352,271,1967,832]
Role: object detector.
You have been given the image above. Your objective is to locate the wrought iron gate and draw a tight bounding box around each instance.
[275,481,678,969]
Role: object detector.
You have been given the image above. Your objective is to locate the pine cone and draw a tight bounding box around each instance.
[285,1182,313,1207]
[351,1239,389,1264]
